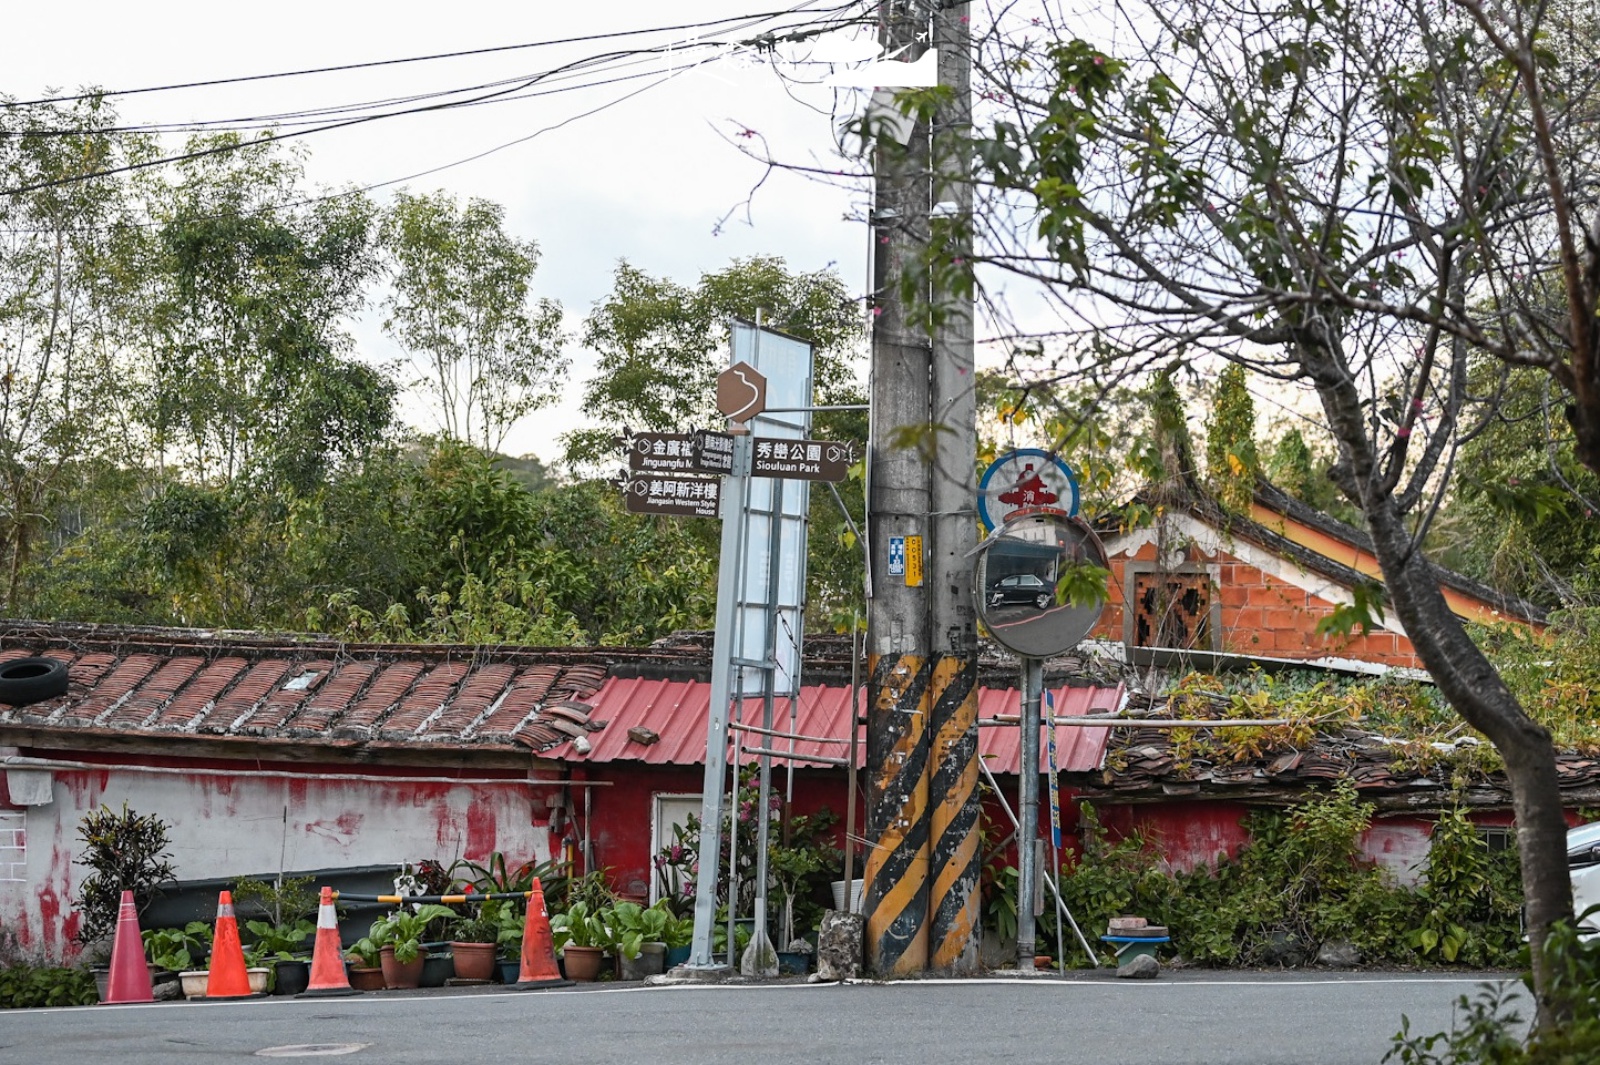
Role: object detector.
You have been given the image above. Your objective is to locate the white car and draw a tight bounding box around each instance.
[1568,822,1600,935]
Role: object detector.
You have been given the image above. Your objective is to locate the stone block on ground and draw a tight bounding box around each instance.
[1317,940,1361,968]
[815,910,864,982]
[1115,953,1160,979]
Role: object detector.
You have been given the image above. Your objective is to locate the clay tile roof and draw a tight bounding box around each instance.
[0,622,657,761]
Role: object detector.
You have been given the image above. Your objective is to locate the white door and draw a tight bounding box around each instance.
[651,794,702,905]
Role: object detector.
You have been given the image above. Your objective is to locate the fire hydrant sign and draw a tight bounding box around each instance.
[977,449,1081,532]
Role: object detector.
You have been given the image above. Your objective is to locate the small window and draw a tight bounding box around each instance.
[1479,826,1513,854]
[1132,571,1214,650]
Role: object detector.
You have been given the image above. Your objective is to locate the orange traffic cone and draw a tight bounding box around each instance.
[515,877,572,989]
[298,886,360,997]
[205,890,253,998]
[102,889,153,1003]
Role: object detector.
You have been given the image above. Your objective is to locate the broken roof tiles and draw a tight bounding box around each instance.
[0,631,611,757]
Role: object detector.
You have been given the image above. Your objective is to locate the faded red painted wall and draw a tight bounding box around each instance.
[576,763,864,900]
[1091,540,1423,668]
[1084,798,1518,884]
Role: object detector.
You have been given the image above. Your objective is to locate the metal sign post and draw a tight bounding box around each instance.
[972,511,1110,971]
[686,429,751,971]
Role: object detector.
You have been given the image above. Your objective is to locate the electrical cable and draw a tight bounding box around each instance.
[1,5,873,196]
[8,8,871,139]
[3,10,876,196]
[0,3,864,110]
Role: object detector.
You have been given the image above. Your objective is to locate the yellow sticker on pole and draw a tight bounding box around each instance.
[905,535,923,587]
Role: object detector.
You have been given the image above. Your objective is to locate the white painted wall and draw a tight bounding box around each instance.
[0,766,551,964]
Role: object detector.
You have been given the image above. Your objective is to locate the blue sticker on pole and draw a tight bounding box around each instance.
[888,535,906,577]
[977,448,1080,532]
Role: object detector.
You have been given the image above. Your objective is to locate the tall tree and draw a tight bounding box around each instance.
[570,256,868,628]
[890,0,1600,1024]
[380,191,566,453]
[567,256,862,466]
[0,97,140,609]
[122,134,391,491]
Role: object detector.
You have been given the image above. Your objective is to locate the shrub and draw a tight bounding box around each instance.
[72,804,177,947]
[0,964,98,1008]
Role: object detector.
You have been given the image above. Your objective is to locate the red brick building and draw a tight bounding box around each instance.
[1089,483,1543,670]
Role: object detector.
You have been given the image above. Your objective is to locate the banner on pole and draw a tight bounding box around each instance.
[1046,689,1061,850]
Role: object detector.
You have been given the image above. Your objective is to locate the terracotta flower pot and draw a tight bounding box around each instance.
[562,945,605,982]
[378,946,425,989]
[348,965,385,991]
[450,941,497,983]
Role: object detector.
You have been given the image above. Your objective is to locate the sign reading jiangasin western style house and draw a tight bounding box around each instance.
[623,473,722,518]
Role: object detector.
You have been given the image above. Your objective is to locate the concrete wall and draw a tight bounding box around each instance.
[1,762,551,964]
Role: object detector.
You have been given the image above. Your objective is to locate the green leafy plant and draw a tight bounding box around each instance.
[345,938,381,969]
[231,875,317,929]
[563,870,618,914]
[488,899,525,958]
[1387,910,1600,1063]
[141,922,213,973]
[242,917,314,961]
[361,903,457,964]
[449,911,501,945]
[0,964,98,1008]
[550,901,609,952]
[72,803,178,947]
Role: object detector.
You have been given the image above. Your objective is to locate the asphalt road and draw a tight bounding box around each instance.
[0,972,1521,1065]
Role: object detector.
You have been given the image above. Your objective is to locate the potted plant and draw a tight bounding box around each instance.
[610,901,671,980]
[243,917,314,995]
[549,901,609,981]
[363,904,456,989]
[72,804,178,997]
[142,921,210,997]
[142,921,211,977]
[449,905,502,983]
[662,911,695,969]
[491,899,526,983]
[344,938,385,991]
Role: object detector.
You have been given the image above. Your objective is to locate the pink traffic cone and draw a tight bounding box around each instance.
[103,890,154,1003]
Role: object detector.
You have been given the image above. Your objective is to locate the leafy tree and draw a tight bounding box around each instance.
[0,96,143,609]
[1204,365,1259,512]
[119,134,391,490]
[882,0,1600,1022]
[566,255,862,467]
[569,255,866,628]
[380,191,566,453]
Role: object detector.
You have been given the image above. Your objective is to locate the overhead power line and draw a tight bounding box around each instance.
[0,5,858,110]
[0,4,873,197]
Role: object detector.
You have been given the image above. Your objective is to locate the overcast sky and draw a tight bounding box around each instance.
[5,1,891,463]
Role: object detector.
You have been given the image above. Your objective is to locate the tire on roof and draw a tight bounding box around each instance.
[0,656,69,706]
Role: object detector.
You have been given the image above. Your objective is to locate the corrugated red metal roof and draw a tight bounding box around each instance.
[564,677,1122,774]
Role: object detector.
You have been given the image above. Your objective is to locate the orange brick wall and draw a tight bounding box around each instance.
[1090,541,1423,669]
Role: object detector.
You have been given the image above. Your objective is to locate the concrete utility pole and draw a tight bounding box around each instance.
[863,0,978,975]
[926,1,979,974]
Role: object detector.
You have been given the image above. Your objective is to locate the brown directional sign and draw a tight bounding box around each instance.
[715,362,767,423]
[749,437,856,481]
[626,432,698,473]
[692,430,736,474]
[623,473,723,518]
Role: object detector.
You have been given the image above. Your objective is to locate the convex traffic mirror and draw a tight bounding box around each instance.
[974,513,1110,658]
